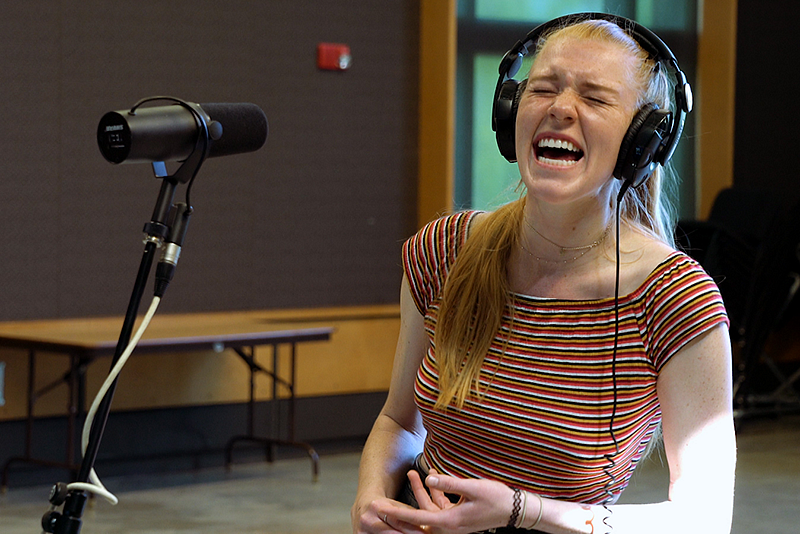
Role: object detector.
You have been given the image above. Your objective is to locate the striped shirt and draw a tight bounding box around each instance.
[402,210,728,503]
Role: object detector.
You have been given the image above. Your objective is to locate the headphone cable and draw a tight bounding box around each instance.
[601,183,630,530]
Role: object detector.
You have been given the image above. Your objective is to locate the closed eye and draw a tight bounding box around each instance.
[528,82,557,95]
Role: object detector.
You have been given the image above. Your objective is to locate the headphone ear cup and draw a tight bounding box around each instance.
[614,103,672,189]
[493,79,525,162]
[615,104,654,183]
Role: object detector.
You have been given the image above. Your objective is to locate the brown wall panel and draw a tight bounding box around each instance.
[0,1,419,321]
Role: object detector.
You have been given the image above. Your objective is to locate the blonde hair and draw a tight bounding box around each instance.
[434,19,677,410]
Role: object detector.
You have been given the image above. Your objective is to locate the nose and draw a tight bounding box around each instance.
[549,90,578,122]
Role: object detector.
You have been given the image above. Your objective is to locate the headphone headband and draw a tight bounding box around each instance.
[492,12,693,186]
[496,12,686,98]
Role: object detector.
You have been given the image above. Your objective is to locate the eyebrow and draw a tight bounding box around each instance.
[528,73,621,96]
[578,81,620,95]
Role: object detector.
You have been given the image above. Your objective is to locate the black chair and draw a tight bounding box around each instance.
[677,188,782,341]
[732,200,800,415]
[676,188,800,420]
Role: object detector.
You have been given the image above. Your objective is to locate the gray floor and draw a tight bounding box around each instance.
[1,415,798,534]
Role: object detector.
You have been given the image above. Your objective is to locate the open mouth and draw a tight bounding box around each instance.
[535,138,584,167]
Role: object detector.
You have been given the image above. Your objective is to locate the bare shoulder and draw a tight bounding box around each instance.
[618,228,677,294]
[465,210,495,236]
[470,210,492,225]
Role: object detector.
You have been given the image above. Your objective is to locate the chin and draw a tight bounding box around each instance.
[523,176,613,208]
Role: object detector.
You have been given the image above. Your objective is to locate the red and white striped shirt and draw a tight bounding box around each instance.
[402,210,728,503]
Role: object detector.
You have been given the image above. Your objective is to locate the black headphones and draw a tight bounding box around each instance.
[492,13,693,190]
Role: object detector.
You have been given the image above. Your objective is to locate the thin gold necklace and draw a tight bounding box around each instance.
[519,240,597,264]
[520,219,611,264]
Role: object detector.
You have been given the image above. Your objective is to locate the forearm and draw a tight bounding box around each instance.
[518,496,733,534]
[518,422,735,534]
[355,412,425,504]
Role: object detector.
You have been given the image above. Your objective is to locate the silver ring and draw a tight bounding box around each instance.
[383,514,389,523]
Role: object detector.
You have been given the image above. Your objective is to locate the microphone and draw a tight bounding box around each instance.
[97,101,268,164]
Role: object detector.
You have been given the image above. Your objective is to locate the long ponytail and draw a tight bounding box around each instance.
[434,198,524,410]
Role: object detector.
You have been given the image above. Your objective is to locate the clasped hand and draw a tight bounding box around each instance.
[358,469,514,534]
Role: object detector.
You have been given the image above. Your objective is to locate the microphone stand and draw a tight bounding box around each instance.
[43,100,211,534]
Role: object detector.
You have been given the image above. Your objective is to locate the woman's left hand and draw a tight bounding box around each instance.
[375,469,514,534]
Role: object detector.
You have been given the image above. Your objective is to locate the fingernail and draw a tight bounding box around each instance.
[426,476,439,485]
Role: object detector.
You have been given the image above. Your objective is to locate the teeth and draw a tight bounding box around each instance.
[536,137,582,166]
[537,138,580,152]
[538,156,579,166]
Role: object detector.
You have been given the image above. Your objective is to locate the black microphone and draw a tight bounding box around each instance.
[97,102,268,164]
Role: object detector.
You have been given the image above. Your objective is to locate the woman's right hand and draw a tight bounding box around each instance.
[352,277,430,533]
[352,493,421,534]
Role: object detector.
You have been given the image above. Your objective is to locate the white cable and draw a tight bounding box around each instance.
[71,296,162,505]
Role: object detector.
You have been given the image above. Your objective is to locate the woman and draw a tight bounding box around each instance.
[352,15,735,534]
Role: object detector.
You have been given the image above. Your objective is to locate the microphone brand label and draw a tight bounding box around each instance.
[105,124,124,132]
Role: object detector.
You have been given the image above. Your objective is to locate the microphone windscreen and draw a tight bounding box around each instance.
[201,103,268,158]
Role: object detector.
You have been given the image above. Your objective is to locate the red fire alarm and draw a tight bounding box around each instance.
[317,42,352,71]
